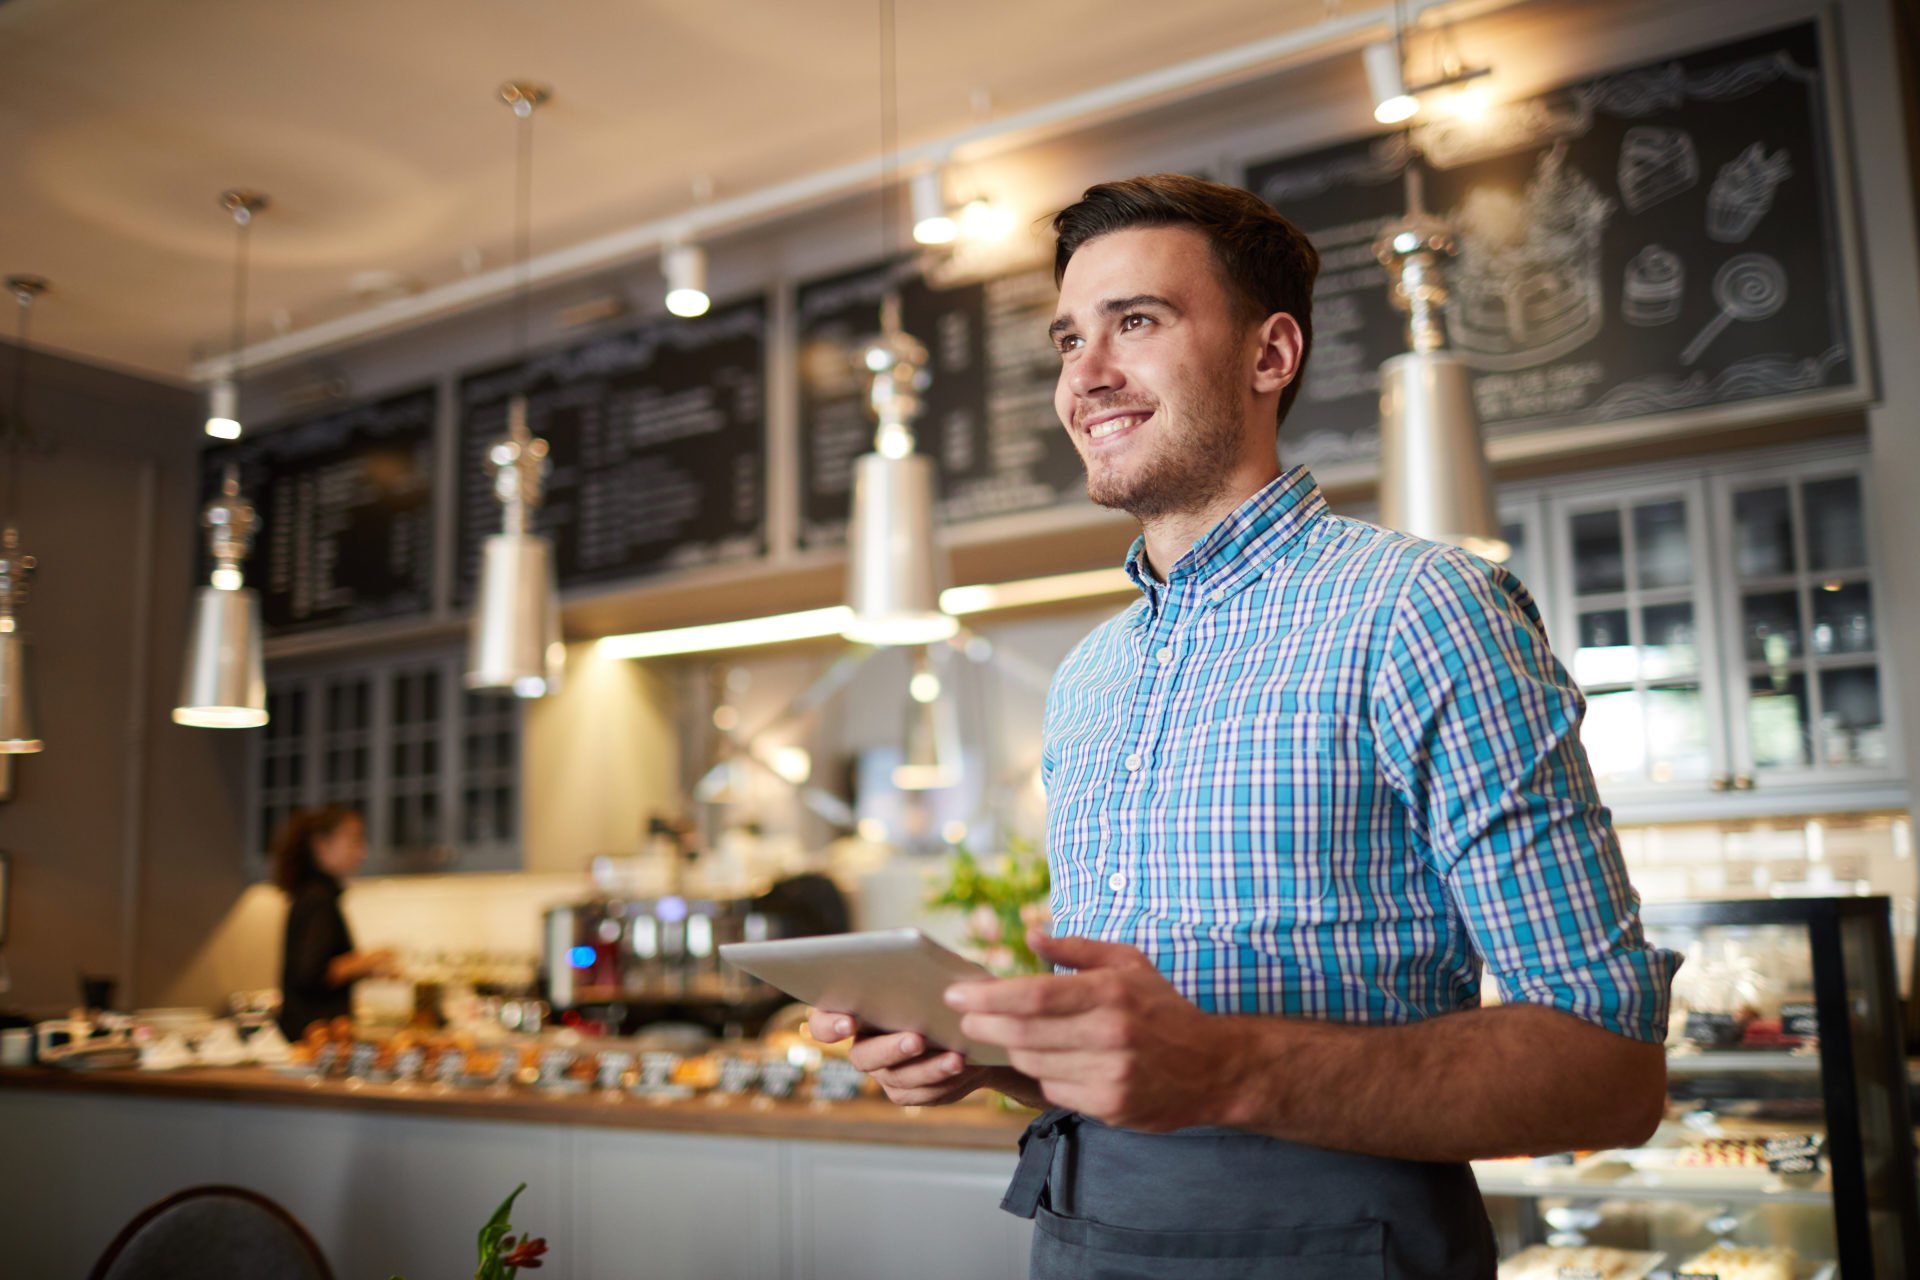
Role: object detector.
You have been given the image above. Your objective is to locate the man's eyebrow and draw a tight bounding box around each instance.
[1048,294,1180,340]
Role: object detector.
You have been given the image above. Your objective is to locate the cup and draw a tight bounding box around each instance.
[0,1028,30,1067]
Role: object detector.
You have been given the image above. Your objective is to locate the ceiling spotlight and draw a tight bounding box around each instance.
[910,170,956,245]
[204,378,242,441]
[663,243,711,318]
[205,191,267,438]
[1364,40,1419,124]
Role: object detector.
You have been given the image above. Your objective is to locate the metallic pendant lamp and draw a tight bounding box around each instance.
[466,81,563,699]
[204,191,267,440]
[1372,171,1508,563]
[173,466,268,728]
[0,276,48,753]
[841,0,956,647]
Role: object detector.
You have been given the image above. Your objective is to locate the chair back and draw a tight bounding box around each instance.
[87,1184,334,1280]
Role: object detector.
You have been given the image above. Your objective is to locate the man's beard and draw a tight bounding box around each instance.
[1078,358,1247,520]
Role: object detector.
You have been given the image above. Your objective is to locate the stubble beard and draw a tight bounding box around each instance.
[1079,355,1248,521]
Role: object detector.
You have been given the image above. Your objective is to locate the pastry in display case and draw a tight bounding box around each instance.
[1475,897,1917,1279]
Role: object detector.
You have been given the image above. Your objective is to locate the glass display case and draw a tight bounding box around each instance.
[1476,896,1917,1278]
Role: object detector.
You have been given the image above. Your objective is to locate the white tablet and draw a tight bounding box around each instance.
[720,928,1010,1067]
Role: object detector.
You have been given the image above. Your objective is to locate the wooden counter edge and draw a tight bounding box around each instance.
[0,1065,1029,1152]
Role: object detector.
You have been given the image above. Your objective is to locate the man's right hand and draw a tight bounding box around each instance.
[806,1009,1016,1107]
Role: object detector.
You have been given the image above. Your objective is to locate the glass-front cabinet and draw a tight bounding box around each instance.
[251,649,523,875]
[1521,444,1902,820]
[1477,897,1918,1278]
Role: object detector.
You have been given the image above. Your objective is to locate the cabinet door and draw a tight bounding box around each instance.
[1711,462,1902,792]
[1547,480,1728,799]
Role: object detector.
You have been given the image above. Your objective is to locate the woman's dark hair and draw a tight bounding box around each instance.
[1051,174,1320,430]
[270,806,361,893]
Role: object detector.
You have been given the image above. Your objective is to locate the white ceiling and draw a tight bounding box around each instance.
[0,0,1367,383]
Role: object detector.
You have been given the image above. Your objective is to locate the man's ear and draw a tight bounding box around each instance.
[1250,312,1304,396]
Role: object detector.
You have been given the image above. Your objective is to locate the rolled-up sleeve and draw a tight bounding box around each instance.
[1371,547,1682,1043]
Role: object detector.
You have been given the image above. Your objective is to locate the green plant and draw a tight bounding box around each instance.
[927,837,1051,975]
[388,1183,549,1280]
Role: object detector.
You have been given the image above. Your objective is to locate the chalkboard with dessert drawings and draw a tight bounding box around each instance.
[794,255,1085,549]
[1243,21,1858,470]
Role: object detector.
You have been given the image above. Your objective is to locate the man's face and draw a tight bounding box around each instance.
[1050,225,1259,520]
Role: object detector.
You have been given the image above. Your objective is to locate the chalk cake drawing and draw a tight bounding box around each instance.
[1680,253,1788,365]
[1617,127,1699,213]
[1708,143,1792,242]
[1588,345,1847,419]
[1622,246,1686,326]
[1446,145,1616,372]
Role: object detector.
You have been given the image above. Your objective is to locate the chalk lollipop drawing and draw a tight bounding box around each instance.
[1622,245,1685,326]
[1616,127,1698,213]
[1707,143,1792,242]
[1681,253,1787,365]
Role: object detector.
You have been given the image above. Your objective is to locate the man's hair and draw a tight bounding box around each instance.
[1051,174,1319,430]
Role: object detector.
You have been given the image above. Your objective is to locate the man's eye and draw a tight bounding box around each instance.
[1055,334,1081,353]
[1120,313,1152,332]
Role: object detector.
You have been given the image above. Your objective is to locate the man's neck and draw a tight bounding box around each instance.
[1135,462,1282,583]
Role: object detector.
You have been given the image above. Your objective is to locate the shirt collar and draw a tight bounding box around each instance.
[1122,466,1328,605]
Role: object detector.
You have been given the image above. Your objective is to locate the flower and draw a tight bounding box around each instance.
[501,1236,549,1270]
[968,904,1003,943]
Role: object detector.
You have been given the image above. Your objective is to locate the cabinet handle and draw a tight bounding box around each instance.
[1709,774,1732,791]
[1732,774,1755,791]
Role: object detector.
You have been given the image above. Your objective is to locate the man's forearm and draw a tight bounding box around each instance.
[1211,1003,1666,1162]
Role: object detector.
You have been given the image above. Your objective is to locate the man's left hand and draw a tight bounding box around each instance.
[946,932,1244,1132]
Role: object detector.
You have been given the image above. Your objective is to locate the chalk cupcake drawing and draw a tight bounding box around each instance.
[1622,245,1686,326]
[1708,143,1793,242]
[1616,127,1700,213]
[1445,144,1616,371]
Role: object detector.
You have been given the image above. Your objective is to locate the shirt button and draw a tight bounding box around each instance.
[1108,872,1127,892]
[1124,753,1142,770]
[1156,646,1174,664]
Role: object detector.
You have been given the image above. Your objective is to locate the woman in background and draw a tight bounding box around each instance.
[272,807,395,1039]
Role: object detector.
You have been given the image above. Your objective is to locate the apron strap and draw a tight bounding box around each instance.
[1000,1107,1079,1219]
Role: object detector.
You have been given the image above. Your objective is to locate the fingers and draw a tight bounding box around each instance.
[959,1010,1116,1052]
[1029,932,1153,973]
[944,972,1104,1017]
[807,1009,858,1044]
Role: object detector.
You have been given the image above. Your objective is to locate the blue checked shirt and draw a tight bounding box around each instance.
[1043,467,1679,1043]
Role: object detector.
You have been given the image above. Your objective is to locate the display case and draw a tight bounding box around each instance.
[1476,897,1917,1278]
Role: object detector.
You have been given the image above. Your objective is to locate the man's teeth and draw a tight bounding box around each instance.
[1089,414,1143,439]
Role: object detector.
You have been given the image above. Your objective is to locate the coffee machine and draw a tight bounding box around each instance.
[541,873,847,1035]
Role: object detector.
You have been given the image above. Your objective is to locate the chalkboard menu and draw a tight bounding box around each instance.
[1244,22,1856,468]
[795,257,1081,547]
[200,386,438,635]
[454,299,768,601]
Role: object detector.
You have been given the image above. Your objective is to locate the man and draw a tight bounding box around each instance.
[811,175,1679,1278]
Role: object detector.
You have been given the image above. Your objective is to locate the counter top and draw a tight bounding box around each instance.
[0,1064,1031,1152]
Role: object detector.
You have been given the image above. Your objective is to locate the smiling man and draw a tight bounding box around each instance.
[811,175,1679,1279]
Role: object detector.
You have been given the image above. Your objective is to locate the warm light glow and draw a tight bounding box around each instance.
[1459,534,1512,563]
[1821,579,1844,592]
[893,762,959,791]
[940,567,1133,616]
[665,288,711,318]
[874,422,915,459]
[204,378,242,439]
[0,736,44,753]
[913,214,957,246]
[958,198,1014,241]
[856,818,888,843]
[712,705,740,732]
[909,670,942,703]
[842,611,959,646]
[1444,86,1490,121]
[769,746,812,785]
[171,706,270,729]
[204,417,243,440]
[597,606,854,659]
[941,820,969,845]
[210,567,244,591]
[1374,94,1420,124]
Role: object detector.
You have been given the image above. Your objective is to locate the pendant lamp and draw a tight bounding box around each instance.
[204,192,266,439]
[466,81,563,698]
[1371,172,1508,563]
[0,276,44,754]
[173,466,268,728]
[842,0,956,647]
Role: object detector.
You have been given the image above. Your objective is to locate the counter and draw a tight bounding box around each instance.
[0,1065,1034,1279]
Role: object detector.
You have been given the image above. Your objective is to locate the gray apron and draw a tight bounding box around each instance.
[1001,1108,1498,1279]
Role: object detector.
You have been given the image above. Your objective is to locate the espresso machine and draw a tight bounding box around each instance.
[541,873,847,1035]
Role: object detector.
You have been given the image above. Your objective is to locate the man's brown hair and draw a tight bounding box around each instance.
[1051,174,1319,430]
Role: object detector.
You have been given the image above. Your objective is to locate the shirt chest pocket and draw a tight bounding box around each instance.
[1146,711,1379,912]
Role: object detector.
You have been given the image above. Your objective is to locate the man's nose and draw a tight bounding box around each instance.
[1068,337,1122,399]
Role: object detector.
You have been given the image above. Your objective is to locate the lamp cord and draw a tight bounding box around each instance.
[515,104,534,359]
[6,289,29,529]
[229,208,251,380]
[878,0,901,260]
